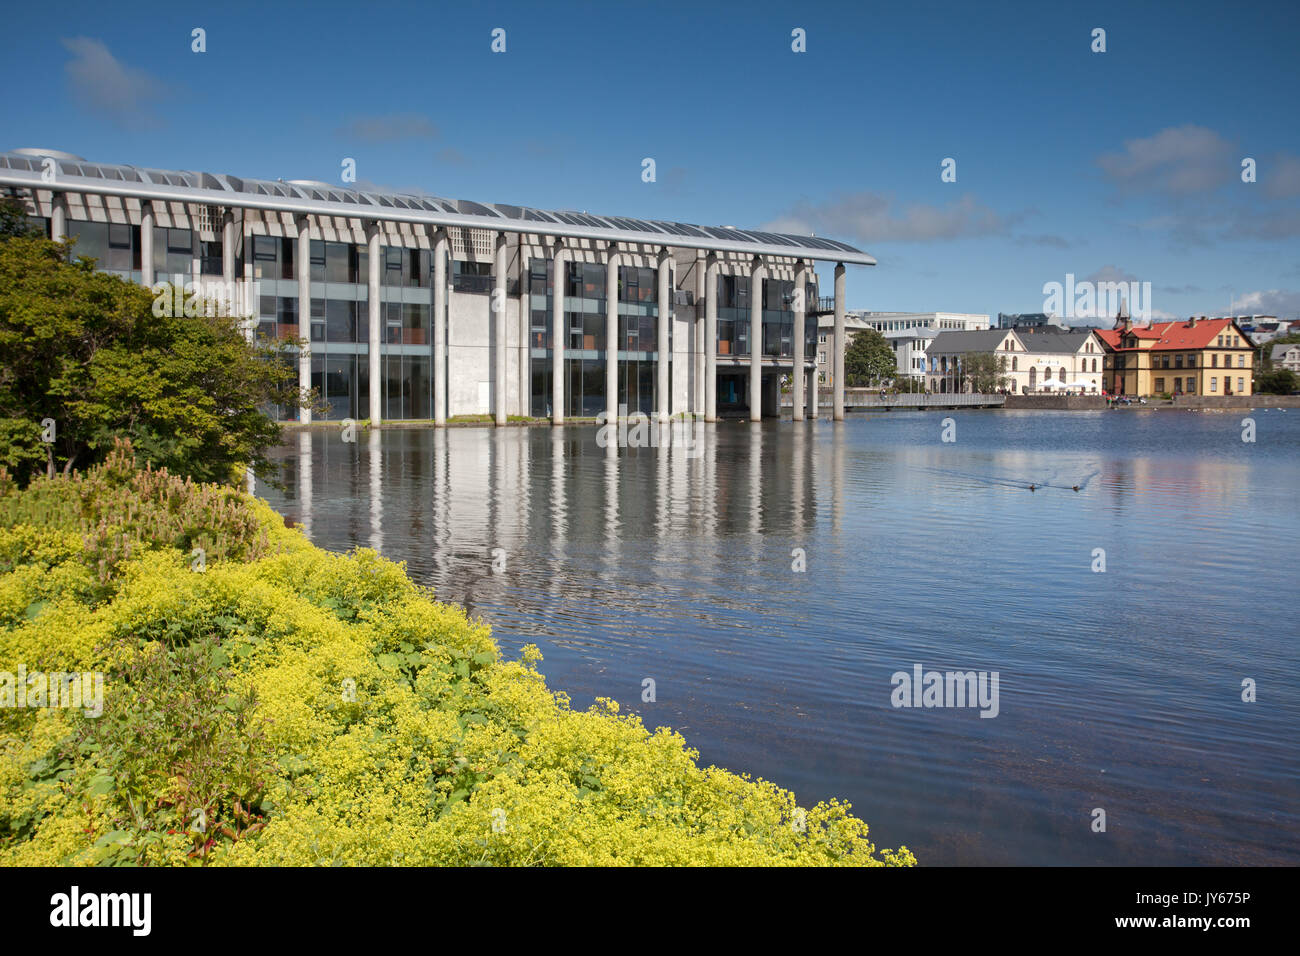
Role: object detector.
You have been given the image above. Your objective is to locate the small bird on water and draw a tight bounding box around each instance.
[1028,484,1036,491]
[1071,485,1080,492]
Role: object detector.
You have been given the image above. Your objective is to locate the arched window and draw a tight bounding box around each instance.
[1058,366,1066,381]
[1012,356,1018,371]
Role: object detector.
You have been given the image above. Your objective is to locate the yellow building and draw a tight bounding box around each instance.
[1098,317,1253,397]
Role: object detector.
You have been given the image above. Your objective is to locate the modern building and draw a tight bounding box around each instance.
[1096,316,1255,397]
[1228,315,1289,345]
[997,312,1059,329]
[925,327,1104,394]
[1270,342,1300,373]
[816,311,990,383]
[0,148,876,425]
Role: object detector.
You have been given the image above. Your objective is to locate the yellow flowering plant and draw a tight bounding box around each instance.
[0,443,915,867]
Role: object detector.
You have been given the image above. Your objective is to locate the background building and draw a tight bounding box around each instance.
[997,312,1059,329]
[925,328,1104,394]
[1269,342,1300,373]
[816,311,990,383]
[1097,317,1255,397]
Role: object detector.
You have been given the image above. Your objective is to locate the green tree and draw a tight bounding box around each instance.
[0,195,42,240]
[844,328,897,386]
[960,353,1010,393]
[1256,367,1298,394]
[0,235,308,486]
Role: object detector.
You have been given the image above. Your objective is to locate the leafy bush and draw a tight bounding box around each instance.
[0,234,305,486]
[0,446,914,866]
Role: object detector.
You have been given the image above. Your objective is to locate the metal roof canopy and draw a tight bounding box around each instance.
[0,150,876,266]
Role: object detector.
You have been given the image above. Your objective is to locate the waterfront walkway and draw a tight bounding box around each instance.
[782,391,1007,411]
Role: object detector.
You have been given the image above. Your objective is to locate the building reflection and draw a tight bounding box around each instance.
[275,423,825,601]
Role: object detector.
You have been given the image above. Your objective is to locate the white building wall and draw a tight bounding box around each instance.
[447,290,494,416]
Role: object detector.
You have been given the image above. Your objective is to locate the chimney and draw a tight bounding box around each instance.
[1189,316,1197,328]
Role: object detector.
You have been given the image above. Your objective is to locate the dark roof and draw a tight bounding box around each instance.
[927,329,1014,352]
[1017,330,1098,353]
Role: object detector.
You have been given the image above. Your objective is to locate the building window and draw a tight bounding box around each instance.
[1155,377,1165,392]
[1238,377,1245,392]
[453,260,493,293]
[1210,377,1217,392]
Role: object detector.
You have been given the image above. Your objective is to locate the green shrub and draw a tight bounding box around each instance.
[0,445,914,867]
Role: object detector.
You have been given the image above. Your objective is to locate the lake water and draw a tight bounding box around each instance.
[260,409,1300,866]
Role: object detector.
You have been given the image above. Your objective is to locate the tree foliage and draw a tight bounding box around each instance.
[844,328,897,386]
[0,195,42,240]
[1256,367,1298,394]
[0,235,307,486]
[960,353,1010,393]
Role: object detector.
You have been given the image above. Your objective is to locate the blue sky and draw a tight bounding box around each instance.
[3,0,1298,320]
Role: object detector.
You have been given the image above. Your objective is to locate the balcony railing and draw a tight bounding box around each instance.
[453,274,494,294]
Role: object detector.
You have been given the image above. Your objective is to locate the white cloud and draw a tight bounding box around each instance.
[1264,153,1300,199]
[763,192,1012,243]
[61,37,168,128]
[1228,289,1300,317]
[1097,125,1235,194]
[338,114,437,142]
[1083,265,1143,285]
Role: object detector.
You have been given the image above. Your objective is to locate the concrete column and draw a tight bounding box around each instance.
[807,366,818,419]
[297,216,313,424]
[705,255,718,422]
[657,249,672,421]
[793,260,807,421]
[833,262,846,421]
[694,254,706,415]
[494,232,508,426]
[433,230,449,425]
[140,202,154,287]
[605,245,619,421]
[551,244,568,424]
[50,194,66,242]
[222,212,236,285]
[749,257,766,421]
[368,225,382,425]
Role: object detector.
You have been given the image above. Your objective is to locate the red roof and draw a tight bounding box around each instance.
[1098,318,1241,351]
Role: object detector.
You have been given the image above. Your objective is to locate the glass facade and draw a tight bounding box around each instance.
[60,210,817,423]
[527,258,662,418]
[714,274,802,359]
[252,236,441,421]
[66,220,141,278]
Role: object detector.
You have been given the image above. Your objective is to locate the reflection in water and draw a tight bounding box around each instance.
[264,410,1300,866]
